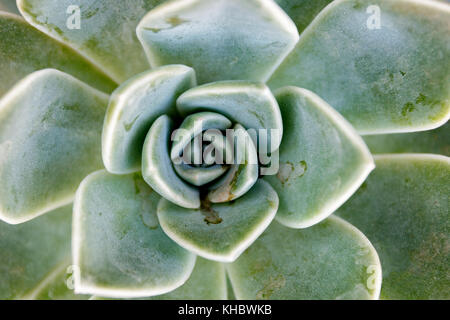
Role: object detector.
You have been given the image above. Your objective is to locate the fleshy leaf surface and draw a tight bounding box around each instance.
[207,124,259,203]
[177,81,283,153]
[364,122,449,156]
[157,180,279,262]
[73,170,196,298]
[337,154,450,299]
[0,69,108,224]
[0,205,83,299]
[227,217,381,300]
[142,115,200,209]
[93,258,227,300]
[264,87,374,228]
[274,0,333,33]
[18,0,168,82]
[0,12,116,97]
[102,65,196,174]
[269,0,450,134]
[137,0,299,84]
[0,0,20,14]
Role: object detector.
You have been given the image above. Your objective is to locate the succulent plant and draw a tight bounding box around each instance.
[0,0,448,300]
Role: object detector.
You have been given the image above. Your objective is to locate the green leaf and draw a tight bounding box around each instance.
[18,0,167,82]
[336,154,450,299]
[157,180,279,262]
[0,0,20,14]
[0,205,83,299]
[142,115,200,209]
[93,257,227,300]
[137,0,299,84]
[0,12,116,97]
[264,87,374,228]
[177,81,283,153]
[73,170,196,298]
[269,0,450,134]
[227,217,381,300]
[102,65,196,174]
[363,122,449,156]
[0,69,108,224]
[274,0,333,33]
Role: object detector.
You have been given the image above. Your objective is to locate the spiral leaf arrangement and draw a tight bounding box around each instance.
[0,0,448,300]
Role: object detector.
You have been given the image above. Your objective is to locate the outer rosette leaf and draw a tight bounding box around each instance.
[227,217,382,300]
[73,170,196,298]
[337,154,450,299]
[102,65,196,174]
[264,87,374,228]
[93,258,227,300]
[18,0,167,82]
[269,0,450,134]
[364,122,449,156]
[0,205,86,300]
[0,69,108,224]
[0,12,116,97]
[137,0,299,84]
[157,180,279,263]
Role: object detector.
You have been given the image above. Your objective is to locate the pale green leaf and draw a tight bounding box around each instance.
[0,12,116,97]
[207,123,259,203]
[269,0,450,134]
[142,115,200,209]
[0,69,108,224]
[137,0,299,84]
[177,81,283,153]
[337,154,450,299]
[264,87,374,228]
[18,0,167,82]
[93,257,227,300]
[227,217,381,300]
[102,65,196,174]
[364,122,449,156]
[73,170,196,298]
[0,205,84,299]
[157,180,279,262]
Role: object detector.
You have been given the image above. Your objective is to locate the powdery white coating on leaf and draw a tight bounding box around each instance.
[0,69,108,224]
[137,0,299,84]
[227,216,381,300]
[264,87,374,228]
[73,170,196,298]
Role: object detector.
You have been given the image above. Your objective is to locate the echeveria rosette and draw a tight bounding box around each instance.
[0,0,448,300]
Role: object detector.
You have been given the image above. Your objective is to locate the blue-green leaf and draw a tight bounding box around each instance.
[0,69,108,224]
[73,170,196,298]
[137,0,299,83]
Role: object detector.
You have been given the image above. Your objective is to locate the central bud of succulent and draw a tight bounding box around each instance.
[170,111,259,204]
